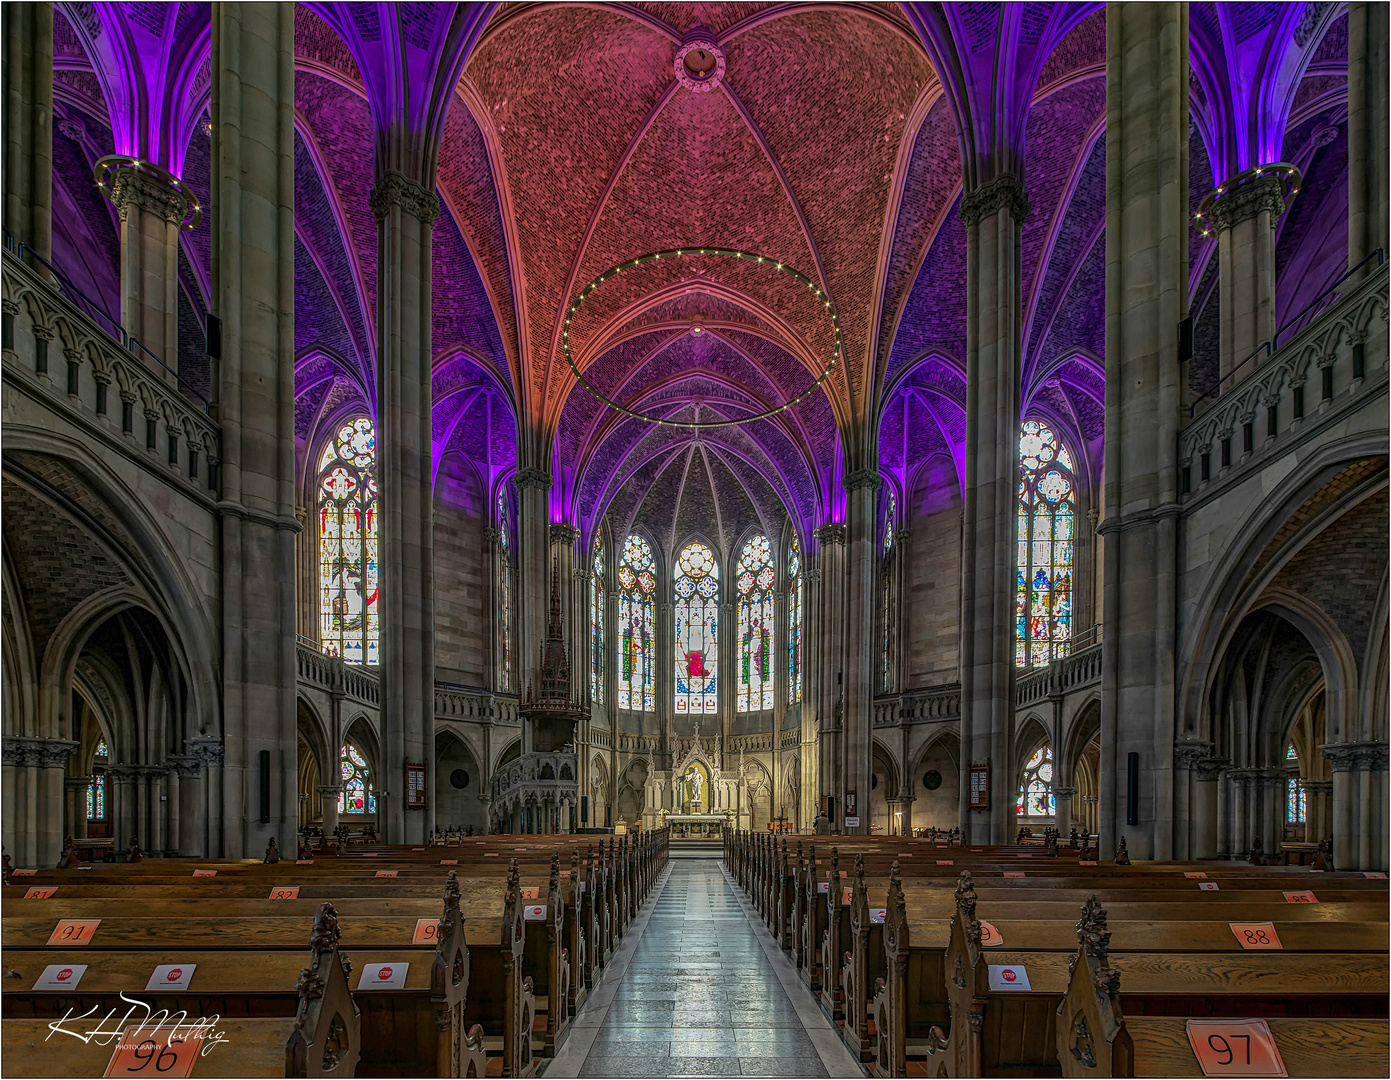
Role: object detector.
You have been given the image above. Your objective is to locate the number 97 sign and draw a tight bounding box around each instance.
[103,1026,203,1078]
[1185,1018,1286,1077]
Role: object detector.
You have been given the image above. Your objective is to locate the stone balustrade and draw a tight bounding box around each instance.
[1015,641,1103,707]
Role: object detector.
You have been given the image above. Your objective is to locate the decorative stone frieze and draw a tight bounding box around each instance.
[368,170,440,226]
[1204,173,1286,232]
[958,173,1030,228]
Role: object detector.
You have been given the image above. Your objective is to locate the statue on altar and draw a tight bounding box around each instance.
[684,765,705,810]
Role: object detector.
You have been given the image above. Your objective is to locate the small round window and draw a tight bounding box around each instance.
[450,769,470,790]
[923,770,942,790]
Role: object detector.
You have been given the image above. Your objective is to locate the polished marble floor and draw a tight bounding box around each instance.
[546,860,858,1079]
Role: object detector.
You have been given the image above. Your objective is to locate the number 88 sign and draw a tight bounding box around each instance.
[1185,1019,1286,1077]
[103,1027,204,1078]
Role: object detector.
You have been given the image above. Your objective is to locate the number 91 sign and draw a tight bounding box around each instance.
[1185,1018,1286,1077]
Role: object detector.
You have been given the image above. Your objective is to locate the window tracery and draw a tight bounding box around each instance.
[788,536,803,705]
[882,486,897,692]
[87,736,108,821]
[617,534,656,711]
[736,535,775,712]
[317,416,379,664]
[1285,745,1306,823]
[674,541,719,714]
[1016,420,1075,667]
[497,493,512,691]
[339,743,376,814]
[1015,744,1056,817]
[591,534,605,704]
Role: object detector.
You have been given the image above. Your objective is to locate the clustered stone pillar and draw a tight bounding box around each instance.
[371,169,439,845]
[1348,2,1390,274]
[958,172,1028,846]
[210,1,298,858]
[813,524,846,827]
[106,164,196,374]
[1324,743,1389,871]
[2,2,53,259]
[1205,172,1286,378]
[800,561,821,830]
[2,737,75,866]
[1099,2,1187,861]
[842,470,879,836]
[515,466,552,726]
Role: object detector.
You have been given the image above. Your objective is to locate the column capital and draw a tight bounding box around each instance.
[1173,740,1214,770]
[186,738,225,768]
[1322,741,1389,771]
[814,523,847,546]
[369,170,440,225]
[1300,780,1333,795]
[515,466,552,491]
[958,173,1030,228]
[105,164,198,227]
[549,523,580,546]
[1052,786,1077,800]
[2,736,78,768]
[317,784,343,798]
[845,469,881,493]
[1203,170,1289,233]
[167,756,201,779]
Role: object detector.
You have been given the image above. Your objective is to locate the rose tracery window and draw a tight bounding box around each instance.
[674,541,719,714]
[1015,745,1056,817]
[1016,420,1075,667]
[789,535,803,705]
[736,535,775,712]
[339,743,376,814]
[591,535,605,704]
[318,417,379,664]
[617,534,656,711]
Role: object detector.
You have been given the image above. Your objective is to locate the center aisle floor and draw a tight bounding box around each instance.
[546,859,860,1079]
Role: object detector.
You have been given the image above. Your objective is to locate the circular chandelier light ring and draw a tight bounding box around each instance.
[562,248,841,429]
[1193,162,1300,239]
[93,154,203,231]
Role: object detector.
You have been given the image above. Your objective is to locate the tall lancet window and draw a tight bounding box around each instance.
[881,487,897,692]
[318,416,379,664]
[1016,420,1075,667]
[497,493,512,691]
[736,535,775,712]
[788,535,803,704]
[591,534,605,704]
[616,534,656,711]
[674,541,719,714]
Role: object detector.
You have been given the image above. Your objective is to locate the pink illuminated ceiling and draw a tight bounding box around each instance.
[45,2,1351,551]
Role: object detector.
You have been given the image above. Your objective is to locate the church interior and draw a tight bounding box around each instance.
[1,2,1388,1077]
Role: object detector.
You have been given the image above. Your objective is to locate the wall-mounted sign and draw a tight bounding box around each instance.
[406,763,428,808]
[969,762,991,809]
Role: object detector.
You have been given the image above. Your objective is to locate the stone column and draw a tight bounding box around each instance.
[1052,786,1076,839]
[211,2,297,859]
[1324,742,1389,871]
[2,2,53,259]
[105,165,195,374]
[65,777,89,841]
[550,523,580,660]
[843,471,879,837]
[371,170,439,845]
[319,784,341,834]
[1098,3,1187,861]
[898,795,915,836]
[1302,779,1332,846]
[1172,740,1211,859]
[1206,173,1286,378]
[801,563,821,829]
[1348,2,1390,273]
[515,467,552,710]
[958,174,1028,846]
[168,757,200,854]
[814,526,846,826]
[189,736,224,858]
[1193,759,1222,859]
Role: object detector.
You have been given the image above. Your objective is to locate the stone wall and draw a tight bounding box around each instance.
[905,454,961,684]
[434,451,488,685]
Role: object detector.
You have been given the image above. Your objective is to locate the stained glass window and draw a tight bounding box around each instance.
[674,541,719,714]
[318,416,379,664]
[1015,745,1056,816]
[338,743,376,814]
[95,738,108,758]
[1016,420,1075,667]
[1285,746,1306,823]
[788,536,803,705]
[86,776,105,820]
[497,493,512,692]
[736,535,775,712]
[591,534,605,704]
[617,534,656,711]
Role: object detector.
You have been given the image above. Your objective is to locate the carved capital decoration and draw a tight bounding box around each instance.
[107,165,197,226]
[958,173,1030,228]
[318,784,343,798]
[369,170,440,226]
[1300,780,1332,795]
[187,738,225,768]
[814,523,847,546]
[514,466,552,491]
[1195,757,1228,781]
[845,469,882,493]
[549,523,580,547]
[1173,740,1214,770]
[1323,741,1389,771]
[805,567,822,582]
[2,737,78,768]
[167,756,201,778]
[1204,172,1287,232]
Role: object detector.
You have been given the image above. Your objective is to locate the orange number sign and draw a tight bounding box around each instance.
[1229,922,1282,950]
[1184,871,1208,879]
[25,887,57,899]
[413,918,440,945]
[520,887,540,900]
[47,919,100,946]
[979,920,1004,947]
[192,869,216,877]
[1185,1018,1286,1077]
[1282,891,1317,903]
[268,887,300,900]
[375,870,398,878]
[102,1026,204,1078]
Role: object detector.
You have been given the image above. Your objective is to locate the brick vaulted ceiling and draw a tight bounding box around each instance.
[44,3,1348,541]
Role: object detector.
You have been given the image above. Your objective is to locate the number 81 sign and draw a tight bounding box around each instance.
[1185,1018,1286,1077]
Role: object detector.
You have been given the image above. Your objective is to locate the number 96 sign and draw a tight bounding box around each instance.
[1185,1019,1286,1077]
[103,1027,203,1078]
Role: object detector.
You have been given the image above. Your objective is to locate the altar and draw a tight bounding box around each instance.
[664,813,725,838]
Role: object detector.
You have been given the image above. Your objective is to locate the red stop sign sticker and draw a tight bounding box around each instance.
[378,966,393,980]
[167,968,182,981]
[1002,969,1016,982]
[56,968,74,982]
